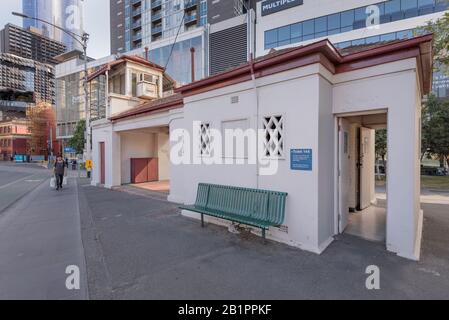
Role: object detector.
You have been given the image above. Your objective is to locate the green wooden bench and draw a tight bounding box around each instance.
[180,183,288,242]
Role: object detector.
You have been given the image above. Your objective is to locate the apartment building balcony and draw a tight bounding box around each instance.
[151,26,162,36]
[184,14,197,26]
[132,33,142,42]
[151,0,162,10]
[131,0,141,6]
[132,20,142,30]
[184,0,199,11]
[151,12,162,23]
[132,7,142,17]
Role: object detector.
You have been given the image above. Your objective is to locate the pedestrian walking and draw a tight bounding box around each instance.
[53,156,66,191]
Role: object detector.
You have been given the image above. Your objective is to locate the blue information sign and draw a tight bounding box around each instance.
[291,149,313,171]
[64,147,76,153]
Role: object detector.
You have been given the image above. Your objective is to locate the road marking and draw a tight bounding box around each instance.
[0,174,37,190]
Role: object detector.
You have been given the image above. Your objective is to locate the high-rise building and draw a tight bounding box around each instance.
[22,0,55,38]
[55,51,114,143]
[256,0,449,99]
[110,0,256,84]
[111,0,207,54]
[22,0,84,52]
[0,24,67,65]
[0,53,56,113]
[110,0,256,55]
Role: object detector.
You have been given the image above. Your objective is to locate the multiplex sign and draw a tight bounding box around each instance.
[261,0,304,16]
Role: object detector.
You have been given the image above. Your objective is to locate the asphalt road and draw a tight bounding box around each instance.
[0,163,88,300]
[0,163,50,214]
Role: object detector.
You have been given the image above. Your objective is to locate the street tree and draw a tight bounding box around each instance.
[375,129,388,175]
[422,11,449,74]
[422,94,449,168]
[68,120,86,155]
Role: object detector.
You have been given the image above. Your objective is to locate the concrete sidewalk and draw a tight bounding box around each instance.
[79,179,449,300]
[0,175,88,300]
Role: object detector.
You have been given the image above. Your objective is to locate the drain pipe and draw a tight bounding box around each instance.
[190,47,196,83]
[144,47,149,61]
[250,54,260,189]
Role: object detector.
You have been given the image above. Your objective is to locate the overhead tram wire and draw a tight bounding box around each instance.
[164,11,187,70]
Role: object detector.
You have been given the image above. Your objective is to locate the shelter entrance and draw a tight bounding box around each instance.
[120,126,170,194]
[337,112,388,243]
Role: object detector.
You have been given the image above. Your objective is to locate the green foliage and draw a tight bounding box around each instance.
[375,129,387,163]
[68,120,86,155]
[422,12,449,74]
[422,95,449,167]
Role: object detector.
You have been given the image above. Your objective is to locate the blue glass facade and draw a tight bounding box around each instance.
[333,29,449,99]
[22,0,84,51]
[149,36,203,85]
[22,0,55,39]
[264,0,449,50]
[60,0,84,51]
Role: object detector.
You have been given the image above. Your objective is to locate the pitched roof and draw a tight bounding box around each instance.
[87,54,165,82]
[110,93,183,122]
[110,35,434,122]
[176,34,433,97]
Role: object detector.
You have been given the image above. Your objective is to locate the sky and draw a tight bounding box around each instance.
[0,0,111,59]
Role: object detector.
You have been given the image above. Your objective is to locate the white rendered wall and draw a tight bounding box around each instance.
[120,132,156,184]
[91,54,424,260]
[168,109,188,204]
[108,95,141,118]
[317,76,335,248]
[91,122,121,189]
[157,132,170,181]
[333,58,423,260]
[178,64,332,253]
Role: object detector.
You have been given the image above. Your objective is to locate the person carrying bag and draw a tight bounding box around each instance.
[53,156,66,191]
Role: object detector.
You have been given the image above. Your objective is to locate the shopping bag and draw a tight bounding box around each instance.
[63,176,68,185]
[50,177,56,188]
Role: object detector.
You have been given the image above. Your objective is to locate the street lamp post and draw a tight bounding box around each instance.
[12,12,92,171]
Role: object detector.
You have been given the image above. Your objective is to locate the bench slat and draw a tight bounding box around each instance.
[182,183,288,231]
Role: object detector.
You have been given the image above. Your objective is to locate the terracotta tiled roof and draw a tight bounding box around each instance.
[176,34,433,96]
[110,35,434,122]
[87,54,165,82]
[110,93,183,122]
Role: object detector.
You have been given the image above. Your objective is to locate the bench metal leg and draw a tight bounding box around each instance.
[201,214,204,228]
[262,228,266,244]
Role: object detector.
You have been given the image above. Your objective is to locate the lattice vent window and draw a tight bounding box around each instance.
[200,123,212,156]
[262,115,284,158]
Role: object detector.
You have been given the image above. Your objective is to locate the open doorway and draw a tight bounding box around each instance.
[120,126,171,194]
[338,112,387,243]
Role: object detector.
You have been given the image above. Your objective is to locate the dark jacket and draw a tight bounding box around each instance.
[54,161,65,175]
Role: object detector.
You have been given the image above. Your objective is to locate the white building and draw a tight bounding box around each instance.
[257,0,448,98]
[90,34,433,261]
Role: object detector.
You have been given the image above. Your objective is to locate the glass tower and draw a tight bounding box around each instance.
[22,0,55,39]
[125,0,207,51]
[22,0,84,52]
